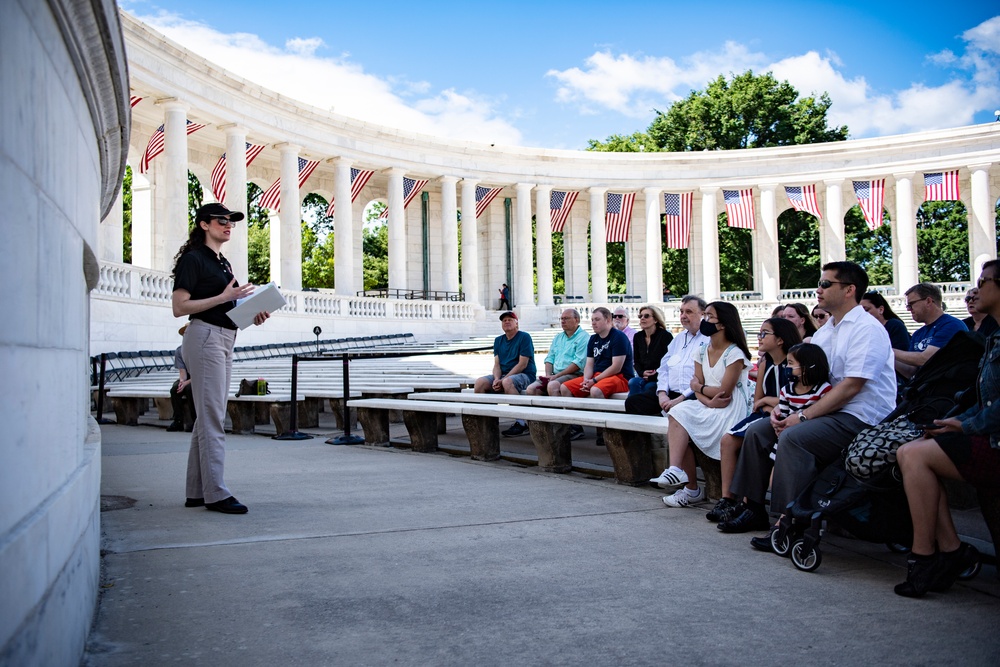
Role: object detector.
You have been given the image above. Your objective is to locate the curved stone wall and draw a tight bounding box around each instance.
[0,0,129,664]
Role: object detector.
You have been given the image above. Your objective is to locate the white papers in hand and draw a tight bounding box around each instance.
[227,282,287,330]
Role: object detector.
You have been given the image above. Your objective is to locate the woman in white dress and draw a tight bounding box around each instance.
[652,301,752,507]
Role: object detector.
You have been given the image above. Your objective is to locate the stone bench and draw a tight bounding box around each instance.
[106,389,172,425]
[346,398,722,495]
[226,394,310,435]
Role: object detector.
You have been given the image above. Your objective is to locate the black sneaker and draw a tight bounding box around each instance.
[895,553,947,598]
[569,425,585,441]
[931,543,980,592]
[717,506,769,533]
[706,497,738,523]
[166,422,185,432]
[502,421,528,437]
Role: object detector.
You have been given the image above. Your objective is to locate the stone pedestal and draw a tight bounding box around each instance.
[154,397,173,420]
[691,447,722,500]
[403,411,439,453]
[270,400,317,433]
[527,421,572,473]
[603,430,654,485]
[329,398,358,430]
[228,402,258,435]
[461,414,500,461]
[357,408,390,446]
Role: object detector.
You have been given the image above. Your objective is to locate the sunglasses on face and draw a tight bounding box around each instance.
[211,216,236,227]
[817,279,850,289]
[978,276,999,289]
[612,314,628,319]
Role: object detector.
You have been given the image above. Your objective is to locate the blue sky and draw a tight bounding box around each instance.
[122,0,1000,149]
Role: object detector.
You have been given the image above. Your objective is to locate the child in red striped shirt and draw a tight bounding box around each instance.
[771,343,832,460]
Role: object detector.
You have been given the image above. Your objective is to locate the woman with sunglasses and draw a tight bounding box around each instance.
[962,287,998,338]
[628,305,673,396]
[652,302,752,508]
[860,291,910,352]
[811,306,830,328]
[893,261,1000,597]
[172,203,271,515]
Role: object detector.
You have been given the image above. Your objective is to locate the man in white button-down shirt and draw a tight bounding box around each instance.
[720,261,896,533]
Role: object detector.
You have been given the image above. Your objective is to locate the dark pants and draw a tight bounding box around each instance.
[624,390,680,416]
[170,379,196,428]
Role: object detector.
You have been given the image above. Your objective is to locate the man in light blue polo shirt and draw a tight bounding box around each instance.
[503,309,589,438]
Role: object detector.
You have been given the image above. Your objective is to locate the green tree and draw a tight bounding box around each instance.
[246,182,271,285]
[187,171,203,229]
[588,70,850,293]
[845,207,893,286]
[300,194,336,288]
[778,210,821,288]
[916,201,969,282]
[122,166,132,263]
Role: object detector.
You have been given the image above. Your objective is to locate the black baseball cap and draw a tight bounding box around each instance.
[195,202,245,223]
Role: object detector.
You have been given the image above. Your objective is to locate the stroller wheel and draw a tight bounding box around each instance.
[791,539,822,572]
[885,542,910,554]
[771,529,792,557]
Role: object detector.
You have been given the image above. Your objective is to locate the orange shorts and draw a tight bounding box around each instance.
[562,374,630,398]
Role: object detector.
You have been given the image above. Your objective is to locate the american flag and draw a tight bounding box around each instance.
[258,157,320,211]
[138,120,206,174]
[326,168,376,216]
[605,192,636,242]
[924,170,960,202]
[784,184,822,219]
[663,192,693,249]
[853,179,885,230]
[129,96,143,108]
[723,189,756,229]
[549,190,578,232]
[475,185,504,218]
[210,143,266,204]
[378,177,429,219]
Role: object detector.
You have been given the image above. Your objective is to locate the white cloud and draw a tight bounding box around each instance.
[546,16,1000,138]
[132,11,523,145]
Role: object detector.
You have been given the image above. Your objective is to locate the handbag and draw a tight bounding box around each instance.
[844,415,923,481]
[236,378,269,397]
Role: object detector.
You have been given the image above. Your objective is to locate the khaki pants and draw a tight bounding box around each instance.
[183,320,236,503]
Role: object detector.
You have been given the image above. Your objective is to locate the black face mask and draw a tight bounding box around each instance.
[699,320,719,337]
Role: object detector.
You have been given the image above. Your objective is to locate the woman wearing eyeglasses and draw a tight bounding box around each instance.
[893,261,1000,597]
[962,287,998,338]
[171,203,271,515]
[627,305,673,396]
[811,306,830,328]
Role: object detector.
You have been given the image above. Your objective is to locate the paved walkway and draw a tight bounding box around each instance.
[85,415,1000,666]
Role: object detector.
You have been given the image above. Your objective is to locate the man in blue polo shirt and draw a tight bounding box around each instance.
[894,283,967,380]
[474,311,536,395]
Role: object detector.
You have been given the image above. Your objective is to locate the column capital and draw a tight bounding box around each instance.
[967,162,992,172]
[274,142,302,154]
[891,171,916,181]
[758,183,778,193]
[588,186,607,196]
[823,178,846,187]
[381,167,407,177]
[439,175,459,185]
[698,185,718,195]
[217,123,248,136]
[515,182,535,192]
[642,186,662,197]
[328,155,351,167]
[156,98,188,113]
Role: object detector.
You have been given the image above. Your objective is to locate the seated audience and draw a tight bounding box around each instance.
[475,311,535,396]
[893,260,1000,598]
[624,296,707,416]
[861,291,911,352]
[781,302,818,341]
[894,283,967,380]
[811,305,830,328]
[651,302,752,509]
[962,287,998,338]
[709,318,801,522]
[627,305,673,396]
[612,307,637,348]
[560,307,634,399]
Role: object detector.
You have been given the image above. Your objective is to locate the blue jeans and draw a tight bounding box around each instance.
[627,376,657,397]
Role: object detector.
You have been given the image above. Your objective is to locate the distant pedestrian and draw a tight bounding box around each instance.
[498,283,510,310]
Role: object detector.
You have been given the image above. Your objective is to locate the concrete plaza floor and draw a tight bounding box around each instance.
[85,410,1000,666]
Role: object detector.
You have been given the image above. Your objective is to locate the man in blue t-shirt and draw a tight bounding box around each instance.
[474,311,536,394]
[560,307,634,399]
[895,283,967,380]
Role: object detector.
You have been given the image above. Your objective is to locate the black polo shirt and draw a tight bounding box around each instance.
[172,244,239,330]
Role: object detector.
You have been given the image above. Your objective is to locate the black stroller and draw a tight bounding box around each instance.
[769,331,986,573]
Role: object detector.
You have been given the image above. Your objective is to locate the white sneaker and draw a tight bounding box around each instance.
[662,486,704,508]
[649,466,689,489]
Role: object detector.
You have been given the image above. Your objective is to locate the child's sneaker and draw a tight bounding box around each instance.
[662,486,704,508]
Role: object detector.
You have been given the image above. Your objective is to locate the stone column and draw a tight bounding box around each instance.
[968,163,995,278]
[159,101,191,271]
[823,179,846,263]
[643,187,662,302]
[460,178,480,304]
[385,168,407,293]
[757,184,780,301]
[333,157,355,295]
[130,170,152,267]
[276,143,302,290]
[224,126,249,282]
[99,187,124,262]
[892,172,918,292]
[535,185,554,306]
[698,187,720,300]
[514,183,535,307]
[440,175,459,294]
[589,187,608,302]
